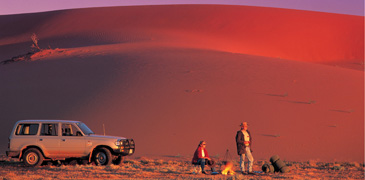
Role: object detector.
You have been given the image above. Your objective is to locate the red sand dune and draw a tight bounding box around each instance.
[1,5,363,67]
[0,5,363,162]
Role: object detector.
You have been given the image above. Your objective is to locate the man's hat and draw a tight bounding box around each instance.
[239,122,248,127]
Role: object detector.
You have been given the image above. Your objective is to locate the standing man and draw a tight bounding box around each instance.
[235,122,254,174]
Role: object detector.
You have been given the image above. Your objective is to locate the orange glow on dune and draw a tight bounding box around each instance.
[3,5,362,66]
[26,5,363,65]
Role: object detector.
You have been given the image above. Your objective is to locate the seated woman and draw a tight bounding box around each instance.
[192,141,217,174]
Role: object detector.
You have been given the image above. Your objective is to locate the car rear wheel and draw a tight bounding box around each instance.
[93,147,112,166]
[23,148,44,167]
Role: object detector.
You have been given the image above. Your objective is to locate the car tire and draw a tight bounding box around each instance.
[262,163,275,173]
[273,159,286,172]
[23,148,44,167]
[113,155,124,165]
[262,164,270,173]
[93,147,112,166]
[269,164,275,173]
[280,166,290,173]
[270,155,280,164]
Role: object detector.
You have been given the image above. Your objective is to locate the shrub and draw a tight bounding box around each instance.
[31,33,41,51]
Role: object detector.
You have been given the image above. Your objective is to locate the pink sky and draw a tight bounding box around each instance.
[0,0,364,16]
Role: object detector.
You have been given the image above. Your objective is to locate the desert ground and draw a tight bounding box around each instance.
[0,155,364,180]
[0,4,363,177]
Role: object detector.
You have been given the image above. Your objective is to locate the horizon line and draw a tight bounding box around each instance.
[0,3,364,16]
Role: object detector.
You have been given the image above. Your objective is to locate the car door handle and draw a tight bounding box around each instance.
[62,139,66,141]
[39,139,43,141]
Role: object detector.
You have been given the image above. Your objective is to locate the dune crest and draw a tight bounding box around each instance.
[0,5,363,69]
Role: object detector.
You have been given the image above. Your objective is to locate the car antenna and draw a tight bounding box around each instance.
[103,124,106,136]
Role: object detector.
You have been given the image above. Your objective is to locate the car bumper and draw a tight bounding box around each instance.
[6,150,20,158]
[114,148,135,156]
[114,139,135,156]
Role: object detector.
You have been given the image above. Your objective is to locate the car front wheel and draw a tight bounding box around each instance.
[93,147,112,166]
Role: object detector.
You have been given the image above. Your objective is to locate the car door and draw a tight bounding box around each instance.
[38,123,60,158]
[59,123,87,157]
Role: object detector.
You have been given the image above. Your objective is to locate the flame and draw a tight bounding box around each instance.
[221,162,235,175]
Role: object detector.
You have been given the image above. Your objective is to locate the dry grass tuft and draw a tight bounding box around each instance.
[1,34,70,65]
[0,157,363,179]
[308,160,318,167]
[31,33,41,51]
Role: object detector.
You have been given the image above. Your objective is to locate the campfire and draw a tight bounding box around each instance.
[221,162,235,175]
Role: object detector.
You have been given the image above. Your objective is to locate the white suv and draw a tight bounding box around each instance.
[6,120,135,166]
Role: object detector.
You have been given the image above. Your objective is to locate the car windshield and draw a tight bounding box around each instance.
[76,122,94,135]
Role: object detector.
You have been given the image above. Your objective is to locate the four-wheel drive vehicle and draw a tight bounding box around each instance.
[6,120,135,166]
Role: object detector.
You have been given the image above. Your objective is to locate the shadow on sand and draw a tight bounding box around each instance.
[278,100,316,104]
[330,109,354,113]
[260,134,280,138]
[264,93,288,97]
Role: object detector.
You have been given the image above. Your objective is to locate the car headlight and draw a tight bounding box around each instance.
[115,139,123,146]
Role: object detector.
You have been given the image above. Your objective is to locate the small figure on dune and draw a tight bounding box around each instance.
[236,122,254,174]
[192,141,217,174]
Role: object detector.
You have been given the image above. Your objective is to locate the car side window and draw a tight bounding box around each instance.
[62,123,82,136]
[40,123,58,136]
[15,124,39,135]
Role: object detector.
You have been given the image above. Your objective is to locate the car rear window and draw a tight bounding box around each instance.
[15,124,39,135]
